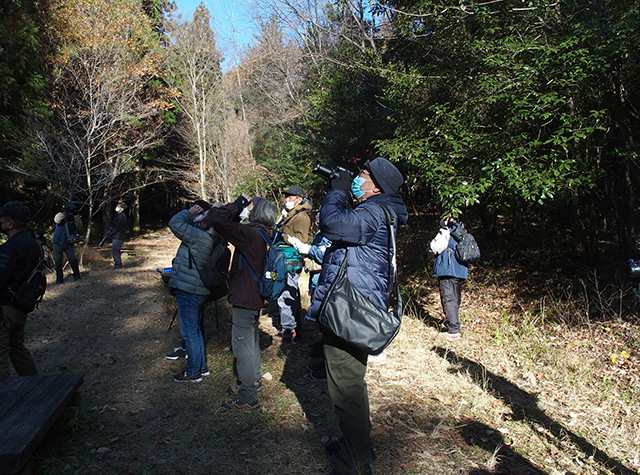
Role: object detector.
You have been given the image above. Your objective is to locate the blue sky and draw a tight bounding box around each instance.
[172,0,257,68]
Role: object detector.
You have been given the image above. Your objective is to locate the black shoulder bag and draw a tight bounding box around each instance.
[317,204,402,355]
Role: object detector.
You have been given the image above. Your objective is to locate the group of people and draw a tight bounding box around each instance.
[52,200,129,284]
[1,155,472,475]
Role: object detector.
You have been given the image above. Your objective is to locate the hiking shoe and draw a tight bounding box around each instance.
[200,369,210,376]
[165,347,187,360]
[325,441,376,463]
[227,381,263,396]
[221,397,260,413]
[439,331,462,339]
[173,371,202,383]
[309,367,327,381]
[277,329,296,341]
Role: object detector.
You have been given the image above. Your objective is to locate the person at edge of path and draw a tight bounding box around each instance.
[0,201,41,382]
[426,215,468,339]
[167,200,220,383]
[106,201,128,269]
[274,185,311,341]
[206,193,277,412]
[288,212,331,380]
[52,201,82,284]
[306,157,408,475]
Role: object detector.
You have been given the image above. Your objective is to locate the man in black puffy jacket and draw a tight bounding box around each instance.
[0,201,40,381]
[307,157,408,475]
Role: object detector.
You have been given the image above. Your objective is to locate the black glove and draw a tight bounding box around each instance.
[330,169,352,192]
[233,195,250,210]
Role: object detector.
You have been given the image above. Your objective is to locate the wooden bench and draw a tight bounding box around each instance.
[0,374,84,474]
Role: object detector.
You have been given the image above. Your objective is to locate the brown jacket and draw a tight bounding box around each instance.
[209,203,273,310]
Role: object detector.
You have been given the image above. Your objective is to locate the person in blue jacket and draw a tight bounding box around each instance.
[52,202,82,284]
[427,216,468,338]
[306,157,408,475]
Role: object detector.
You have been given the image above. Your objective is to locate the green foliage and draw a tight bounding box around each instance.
[301,50,394,171]
[0,1,49,167]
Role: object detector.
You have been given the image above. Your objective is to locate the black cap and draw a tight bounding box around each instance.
[363,157,403,194]
[64,201,77,211]
[117,202,128,211]
[0,201,31,224]
[283,186,305,198]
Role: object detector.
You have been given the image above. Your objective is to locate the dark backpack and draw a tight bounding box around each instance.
[189,237,231,301]
[450,223,481,265]
[10,244,47,312]
[241,227,287,302]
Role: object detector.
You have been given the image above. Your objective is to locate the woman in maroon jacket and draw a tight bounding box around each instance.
[207,193,277,412]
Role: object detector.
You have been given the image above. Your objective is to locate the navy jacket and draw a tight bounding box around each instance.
[432,225,468,280]
[306,189,408,322]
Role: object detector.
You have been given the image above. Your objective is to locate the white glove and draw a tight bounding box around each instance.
[429,227,450,255]
[287,236,311,254]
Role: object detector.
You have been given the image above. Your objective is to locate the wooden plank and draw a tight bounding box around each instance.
[0,378,40,420]
[0,374,83,475]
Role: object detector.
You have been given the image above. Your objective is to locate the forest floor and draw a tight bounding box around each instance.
[20,227,640,474]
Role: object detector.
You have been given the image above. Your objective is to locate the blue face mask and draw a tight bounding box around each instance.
[351,176,366,199]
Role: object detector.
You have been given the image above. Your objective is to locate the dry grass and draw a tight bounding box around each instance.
[20,228,640,474]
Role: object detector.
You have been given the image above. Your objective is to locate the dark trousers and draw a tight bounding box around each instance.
[0,305,38,381]
[52,243,80,283]
[112,239,124,268]
[324,332,372,474]
[439,277,464,333]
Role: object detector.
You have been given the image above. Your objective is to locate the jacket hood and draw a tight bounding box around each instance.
[367,193,409,224]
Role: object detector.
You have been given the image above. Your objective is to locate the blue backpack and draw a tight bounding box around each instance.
[240,227,287,301]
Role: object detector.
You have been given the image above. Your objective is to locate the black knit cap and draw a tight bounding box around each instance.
[363,157,403,194]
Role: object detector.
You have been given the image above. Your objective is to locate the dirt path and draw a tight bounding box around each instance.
[21,229,639,474]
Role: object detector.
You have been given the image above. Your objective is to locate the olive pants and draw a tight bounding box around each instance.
[0,305,38,382]
[324,332,372,474]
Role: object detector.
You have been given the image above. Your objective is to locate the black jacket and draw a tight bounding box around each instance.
[0,231,42,305]
[108,212,128,240]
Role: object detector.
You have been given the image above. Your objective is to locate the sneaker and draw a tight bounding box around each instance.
[173,371,202,383]
[227,381,263,396]
[165,347,187,360]
[306,360,325,372]
[200,369,210,376]
[277,329,296,341]
[309,367,326,381]
[439,331,462,339]
[221,397,260,412]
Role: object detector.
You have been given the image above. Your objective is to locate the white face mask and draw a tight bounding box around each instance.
[284,200,296,211]
[115,206,121,213]
[239,208,250,221]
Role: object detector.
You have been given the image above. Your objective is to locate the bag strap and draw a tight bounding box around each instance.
[9,242,44,296]
[378,203,398,293]
[64,219,73,243]
[188,233,216,283]
[238,227,271,285]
